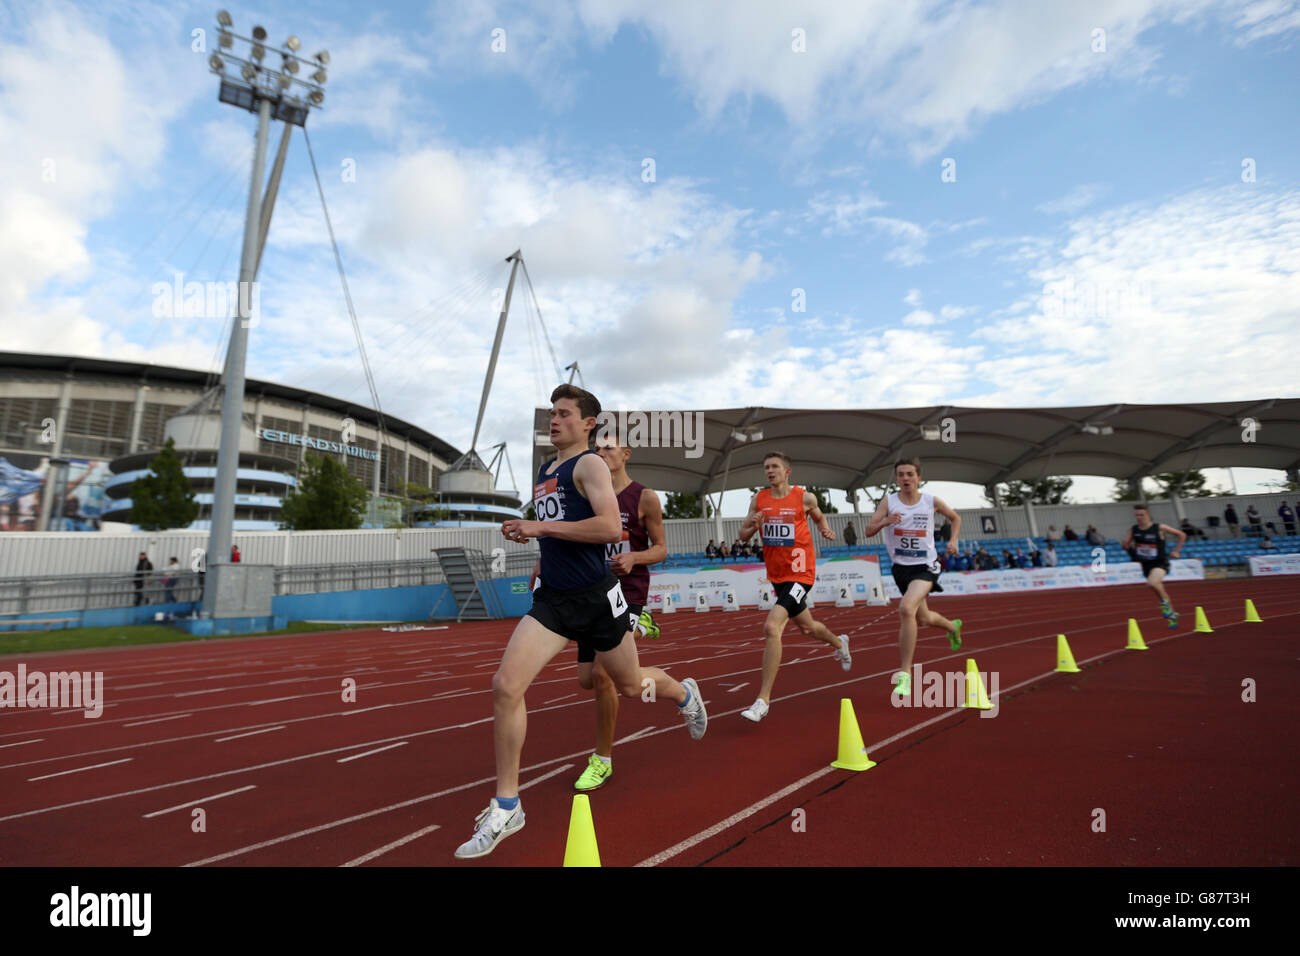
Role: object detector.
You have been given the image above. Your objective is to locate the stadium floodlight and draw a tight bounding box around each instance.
[314,50,330,64]
[311,67,327,83]
[731,426,763,443]
[919,424,942,441]
[203,10,331,623]
[1081,422,1114,436]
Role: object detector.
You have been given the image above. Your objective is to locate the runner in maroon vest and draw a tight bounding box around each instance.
[571,430,667,790]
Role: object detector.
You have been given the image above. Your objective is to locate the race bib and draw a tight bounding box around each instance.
[605,531,631,560]
[533,478,563,521]
[606,581,627,617]
[1136,543,1158,559]
[762,520,795,547]
[893,525,928,558]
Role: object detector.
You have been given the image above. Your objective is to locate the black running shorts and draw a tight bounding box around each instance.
[1139,559,1170,578]
[892,562,944,594]
[772,580,812,616]
[576,603,643,664]
[529,571,630,660]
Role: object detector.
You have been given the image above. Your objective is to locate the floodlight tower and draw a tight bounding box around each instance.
[202,10,328,619]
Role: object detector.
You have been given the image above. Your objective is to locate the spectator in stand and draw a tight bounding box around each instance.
[1259,535,1277,551]
[1044,525,1060,544]
[231,544,242,563]
[164,557,180,603]
[719,540,731,559]
[1001,549,1015,569]
[843,522,858,547]
[1224,503,1240,538]
[1085,525,1105,547]
[1063,525,1079,541]
[752,540,763,560]
[133,552,152,606]
[1179,517,1205,539]
[937,520,952,544]
[1280,501,1297,536]
[1245,504,1262,536]
[1015,548,1030,569]
[1043,543,1059,568]
[1030,548,1043,568]
[705,539,719,559]
[977,549,997,571]
[965,549,977,571]
[732,538,747,559]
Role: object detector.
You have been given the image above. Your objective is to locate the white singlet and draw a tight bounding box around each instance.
[887,492,940,572]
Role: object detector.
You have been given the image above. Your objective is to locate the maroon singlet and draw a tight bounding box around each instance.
[606,480,650,605]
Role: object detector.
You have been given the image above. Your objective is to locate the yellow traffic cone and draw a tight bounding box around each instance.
[1055,634,1081,673]
[964,658,992,710]
[1194,606,1213,633]
[1126,618,1148,650]
[1245,599,1263,623]
[830,698,876,771]
[562,794,601,867]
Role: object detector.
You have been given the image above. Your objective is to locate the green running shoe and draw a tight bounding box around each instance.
[638,609,660,640]
[574,754,612,791]
[948,619,963,651]
[892,670,912,700]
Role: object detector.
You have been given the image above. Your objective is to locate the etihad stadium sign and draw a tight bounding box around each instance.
[258,428,379,461]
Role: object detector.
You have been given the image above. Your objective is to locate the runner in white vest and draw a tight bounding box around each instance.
[863,457,965,701]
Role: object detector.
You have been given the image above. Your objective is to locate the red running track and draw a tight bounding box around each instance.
[0,577,1296,867]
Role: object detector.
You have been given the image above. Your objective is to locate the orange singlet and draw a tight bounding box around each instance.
[755,485,815,586]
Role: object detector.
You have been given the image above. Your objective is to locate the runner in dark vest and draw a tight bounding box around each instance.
[570,431,668,791]
[455,385,706,860]
[1121,503,1187,628]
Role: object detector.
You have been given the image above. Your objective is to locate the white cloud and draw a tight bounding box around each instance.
[1037,183,1110,216]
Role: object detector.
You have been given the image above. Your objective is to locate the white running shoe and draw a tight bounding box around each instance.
[454,798,525,860]
[741,698,769,722]
[680,677,708,740]
[834,633,852,672]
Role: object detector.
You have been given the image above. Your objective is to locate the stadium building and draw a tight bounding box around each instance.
[0,352,522,532]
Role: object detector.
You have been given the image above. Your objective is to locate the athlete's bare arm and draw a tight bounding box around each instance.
[633,489,668,566]
[804,491,835,540]
[934,497,961,555]
[738,494,761,542]
[1159,524,1188,558]
[862,497,900,537]
[502,455,622,544]
[1120,529,1134,550]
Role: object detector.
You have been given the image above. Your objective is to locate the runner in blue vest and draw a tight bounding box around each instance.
[455,385,707,860]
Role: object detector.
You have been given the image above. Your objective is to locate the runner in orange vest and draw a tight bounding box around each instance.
[735,451,851,723]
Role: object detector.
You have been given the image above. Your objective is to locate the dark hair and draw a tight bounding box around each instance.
[763,451,792,468]
[1133,503,1150,511]
[895,457,922,475]
[550,384,601,421]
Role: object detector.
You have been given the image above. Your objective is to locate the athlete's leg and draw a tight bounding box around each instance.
[758,605,792,702]
[492,616,570,798]
[790,609,845,650]
[897,579,934,673]
[592,663,619,758]
[1147,567,1172,606]
[595,631,688,704]
[917,598,955,633]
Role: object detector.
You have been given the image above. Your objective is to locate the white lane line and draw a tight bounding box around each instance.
[29,758,133,782]
[115,681,169,691]
[339,824,441,867]
[245,696,302,706]
[727,683,749,693]
[517,763,575,791]
[337,742,408,764]
[175,688,230,697]
[125,714,192,727]
[614,727,655,745]
[0,739,43,750]
[214,726,284,743]
[143,785,257,818]
[545,693,579,705]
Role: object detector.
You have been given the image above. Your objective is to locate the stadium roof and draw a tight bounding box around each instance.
[2,351,463,463]
[532,399,1300,497]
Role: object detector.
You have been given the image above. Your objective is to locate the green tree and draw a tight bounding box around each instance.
[806,486,838,514]
[279,452,368,530]
[664,492,713,519]
[131,437,199,531]
[1151,470,1221,498]
[985,477,1073,506]
[1110,480,1141,502]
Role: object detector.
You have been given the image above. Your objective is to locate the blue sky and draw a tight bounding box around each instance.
[3,0,1298,509]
